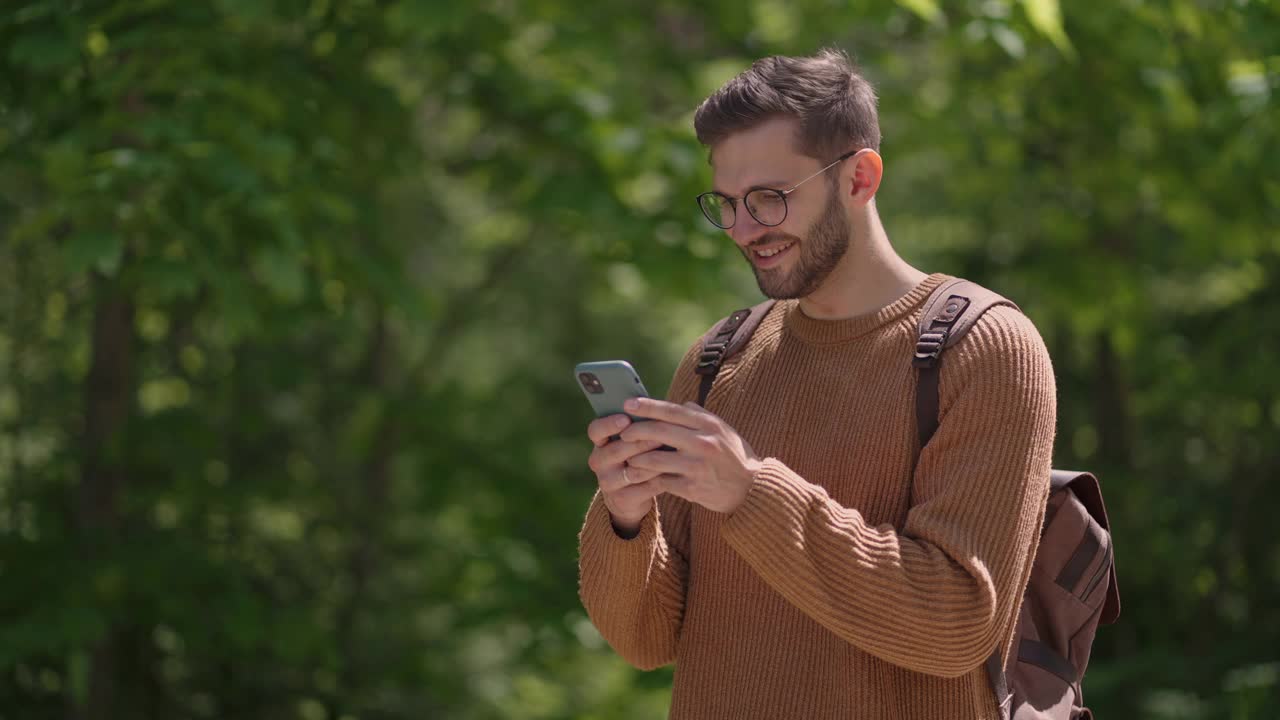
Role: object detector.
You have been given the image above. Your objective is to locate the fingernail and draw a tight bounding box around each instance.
[624,398,639,411]
[616,416,631,430]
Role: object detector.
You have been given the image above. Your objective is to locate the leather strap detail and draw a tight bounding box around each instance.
[914,278,1020,366]
[1017,639,1078,685]
[695,299,776,407]
[1056,525,1102,593]
[916,364,941,449]
[913,279,1019,448]
[1083,539,1113,602]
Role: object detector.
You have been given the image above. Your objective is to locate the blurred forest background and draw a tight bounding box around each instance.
[1,0,1278,718]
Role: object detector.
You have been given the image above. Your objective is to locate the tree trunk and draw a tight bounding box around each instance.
[335,306,395,716]
[1094,329,1131,467]
[74,272,135,720]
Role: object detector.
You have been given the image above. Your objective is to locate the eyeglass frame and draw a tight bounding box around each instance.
[695,149,863,230]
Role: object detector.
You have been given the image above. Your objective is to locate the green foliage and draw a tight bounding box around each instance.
[1,0,1278,718]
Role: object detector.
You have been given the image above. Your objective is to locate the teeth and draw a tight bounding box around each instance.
[757,242,794,258]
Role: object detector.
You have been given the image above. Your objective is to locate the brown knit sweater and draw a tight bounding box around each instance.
[578,273,1056,719]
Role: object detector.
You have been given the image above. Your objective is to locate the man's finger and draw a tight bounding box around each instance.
[622,398,707,429]
[597,467,628,494]
[651,473,687,499]
[627,448,696,477]
[619,420,694,451]
[588,414,633,447]
[589,438,663,474]
[599,463,660,493]
[608,476,666,506]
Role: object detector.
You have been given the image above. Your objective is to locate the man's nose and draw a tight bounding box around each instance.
[728,211,768,248]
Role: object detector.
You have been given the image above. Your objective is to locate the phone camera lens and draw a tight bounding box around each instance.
[579,372,604,394]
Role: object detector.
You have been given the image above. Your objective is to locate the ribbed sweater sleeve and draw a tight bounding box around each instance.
[719,306,1056,678]
[577,343,702,670]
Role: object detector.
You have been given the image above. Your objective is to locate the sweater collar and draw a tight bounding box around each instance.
[782,273,951,345]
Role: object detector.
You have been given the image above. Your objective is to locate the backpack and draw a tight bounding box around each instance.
[692,278,1121,720]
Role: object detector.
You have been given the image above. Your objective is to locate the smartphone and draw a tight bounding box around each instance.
[574,360,674,449]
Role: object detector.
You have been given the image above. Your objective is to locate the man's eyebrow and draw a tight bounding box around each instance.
[711,180,790,197]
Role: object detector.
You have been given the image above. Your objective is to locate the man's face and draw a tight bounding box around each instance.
[709,117,851,300]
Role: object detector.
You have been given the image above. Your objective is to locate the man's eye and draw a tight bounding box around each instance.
[750,192,783,208]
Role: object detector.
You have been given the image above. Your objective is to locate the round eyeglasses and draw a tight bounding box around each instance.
[696,150,860,229]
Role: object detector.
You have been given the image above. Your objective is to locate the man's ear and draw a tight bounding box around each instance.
[845,149,883,206]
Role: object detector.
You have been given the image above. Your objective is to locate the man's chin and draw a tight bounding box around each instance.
[744,242,810,299]
[753,269,805,300]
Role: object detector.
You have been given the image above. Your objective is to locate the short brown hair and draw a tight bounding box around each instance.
[693,48,881,161]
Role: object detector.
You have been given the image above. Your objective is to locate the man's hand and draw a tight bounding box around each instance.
[587,413,667,536]
[618,398,763,515]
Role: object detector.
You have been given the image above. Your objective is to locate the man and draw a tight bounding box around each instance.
[577,49,1055,719]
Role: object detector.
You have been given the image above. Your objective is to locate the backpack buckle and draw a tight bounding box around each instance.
[695,341,728,375]
[913,330,949,368]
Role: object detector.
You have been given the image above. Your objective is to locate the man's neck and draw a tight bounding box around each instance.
[797,214,927,321]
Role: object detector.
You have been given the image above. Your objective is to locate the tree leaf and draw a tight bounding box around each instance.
[64,232,123,276]
[138,258,201,301]
[251,247,305,303]
[7,29,77,71]
[895,0,943,25]
[1019,0,1076,58]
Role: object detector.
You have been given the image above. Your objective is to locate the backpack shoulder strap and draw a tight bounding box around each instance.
[913,278,1020,448]
[693,299,777,407]
[910,279,1019,718]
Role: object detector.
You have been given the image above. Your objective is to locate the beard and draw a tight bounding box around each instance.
[742,186,851,300]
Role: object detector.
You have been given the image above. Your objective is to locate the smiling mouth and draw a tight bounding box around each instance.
[756,242,792,257]
[752,240,795,262]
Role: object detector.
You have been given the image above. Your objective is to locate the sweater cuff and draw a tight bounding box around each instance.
[721,457,818,553]
[579,493,662,594]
